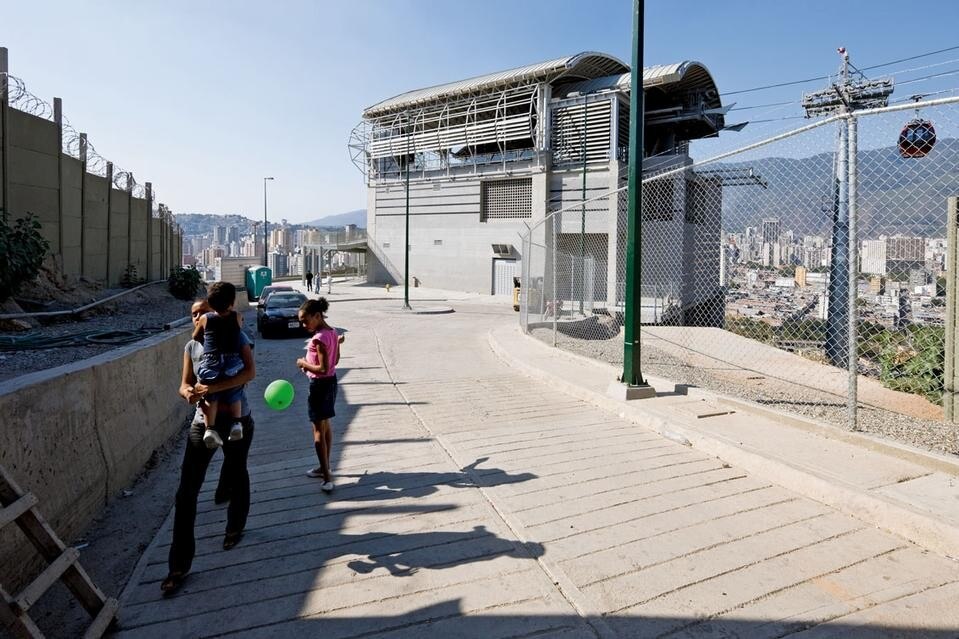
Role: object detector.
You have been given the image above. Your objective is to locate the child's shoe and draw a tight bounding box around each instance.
[229,421,243,442]
[203,428,223,449]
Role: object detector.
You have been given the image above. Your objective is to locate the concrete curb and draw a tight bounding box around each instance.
[488,325,959,560]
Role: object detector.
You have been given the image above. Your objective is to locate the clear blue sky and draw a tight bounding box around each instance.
[4,0,959,223]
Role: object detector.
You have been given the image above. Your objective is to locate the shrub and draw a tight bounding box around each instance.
[167,265,203,300]
[0,212,49,301]
[120,263,141,288]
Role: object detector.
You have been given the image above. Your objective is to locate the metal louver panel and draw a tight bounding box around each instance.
[551,99,612,167]
[367,87,538,160]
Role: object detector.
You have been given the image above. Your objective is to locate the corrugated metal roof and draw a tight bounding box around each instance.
[363,51,628,118]
[556,61,722,109]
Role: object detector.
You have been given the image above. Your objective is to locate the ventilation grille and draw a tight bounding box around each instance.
[481,178,532,221]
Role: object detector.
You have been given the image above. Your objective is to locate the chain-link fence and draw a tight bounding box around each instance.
[521,96,959,454]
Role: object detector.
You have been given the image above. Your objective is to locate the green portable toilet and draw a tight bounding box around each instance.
[245,266,272,301]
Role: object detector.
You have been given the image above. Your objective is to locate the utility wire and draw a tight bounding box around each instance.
[729,101,794,111]
[725,44,959,96]
[860,44,959,72]
[896,68,959,87]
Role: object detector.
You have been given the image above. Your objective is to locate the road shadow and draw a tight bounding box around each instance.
[336,457,537,501]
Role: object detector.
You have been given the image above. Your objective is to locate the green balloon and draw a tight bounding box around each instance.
[264,379,295,410]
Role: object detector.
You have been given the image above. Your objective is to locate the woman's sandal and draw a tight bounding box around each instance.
[223,531,243,550]
[160,571,188,596]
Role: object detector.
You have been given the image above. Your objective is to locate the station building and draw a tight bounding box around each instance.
[353,51,727,323]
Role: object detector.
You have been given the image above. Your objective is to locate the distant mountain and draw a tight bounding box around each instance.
[304,209,366,229]
[175,209,367,236]
[714,138,959,238]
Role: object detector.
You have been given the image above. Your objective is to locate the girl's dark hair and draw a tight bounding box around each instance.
[299,297,329,316]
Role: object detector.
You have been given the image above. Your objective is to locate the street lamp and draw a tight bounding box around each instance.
[263,177,275,267]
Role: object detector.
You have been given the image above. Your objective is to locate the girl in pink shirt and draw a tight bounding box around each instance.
[296,298,341,491]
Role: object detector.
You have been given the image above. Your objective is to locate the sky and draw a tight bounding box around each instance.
[4,0,959,223]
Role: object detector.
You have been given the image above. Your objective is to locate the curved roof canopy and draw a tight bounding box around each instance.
[556,61,723,110]
[363,51,628,118]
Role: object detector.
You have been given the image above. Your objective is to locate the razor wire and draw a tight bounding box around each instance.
[1,72,54,120]
[3,72,146,196]
[522,95,959,452]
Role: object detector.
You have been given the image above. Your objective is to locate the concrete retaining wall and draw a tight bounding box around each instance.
[0,327,193,589]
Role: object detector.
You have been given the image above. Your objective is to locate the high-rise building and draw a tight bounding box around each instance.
[268,251,289,277]
[794,266,807,287]
[886,236,924,282]
[270,227,293,251]
[213,225,228,246]
[762,218,780,244]
[886,236,924,261]
[861,239,887,275]
[227,225,240,245]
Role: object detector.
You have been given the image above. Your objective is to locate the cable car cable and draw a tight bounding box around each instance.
[725,44,959,96]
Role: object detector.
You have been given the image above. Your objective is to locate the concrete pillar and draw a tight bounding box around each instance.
[145,182,152,280]
[79,133,88,277]
[126,173,133,275]
[105,162,113,284]
[1,47,8,221]
[54,97,63,258]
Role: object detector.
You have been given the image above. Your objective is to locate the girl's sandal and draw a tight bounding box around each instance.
[160,571,188,596]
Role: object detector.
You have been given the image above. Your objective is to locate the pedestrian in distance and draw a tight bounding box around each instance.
[296,297,340,492]
[305,270,314,293]
[191,282,246,448]
[161,298,256,596]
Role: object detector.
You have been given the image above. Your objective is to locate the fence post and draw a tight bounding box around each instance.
[79,133,87,277]
[54,97,63,258]
[521,231,530,332]
[145,182,152,281]
[551,215,557,347]
[847,115,859,431]
[0,47,8,222]
[105,162,113,284]
[945,197,959,421]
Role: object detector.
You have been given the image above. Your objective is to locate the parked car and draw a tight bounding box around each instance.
[258,285,294,307]
[257,291,308,338]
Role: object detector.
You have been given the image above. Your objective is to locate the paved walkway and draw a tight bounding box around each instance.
[114,285,959,638]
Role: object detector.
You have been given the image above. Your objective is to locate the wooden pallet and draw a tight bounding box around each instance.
[0,464,117,638]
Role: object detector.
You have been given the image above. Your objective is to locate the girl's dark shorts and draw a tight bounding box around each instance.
[308,375,337,422]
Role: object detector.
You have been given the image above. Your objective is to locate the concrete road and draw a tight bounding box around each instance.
[114,284,959,638]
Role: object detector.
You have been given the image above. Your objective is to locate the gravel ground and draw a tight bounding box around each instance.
[530,327,959,457]
[0,284,192,383]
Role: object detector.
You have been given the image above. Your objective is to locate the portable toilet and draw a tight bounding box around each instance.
[245,266,272,301]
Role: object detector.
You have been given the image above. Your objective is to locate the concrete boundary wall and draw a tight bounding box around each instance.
[0,327,193,589]
[1,103,182,286]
